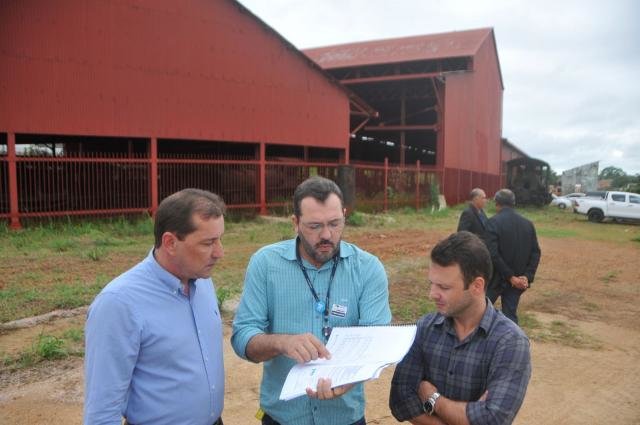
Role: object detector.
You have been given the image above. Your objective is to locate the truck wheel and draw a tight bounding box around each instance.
[588,210,604,223]
[558,203,566,209]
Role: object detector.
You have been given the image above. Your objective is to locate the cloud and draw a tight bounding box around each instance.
[239,0,640,174]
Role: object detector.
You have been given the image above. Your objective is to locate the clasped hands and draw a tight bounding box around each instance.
[509,275,529,290]
[279,333,355,400]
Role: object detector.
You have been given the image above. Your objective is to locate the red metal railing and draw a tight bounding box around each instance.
[1,142,499,228]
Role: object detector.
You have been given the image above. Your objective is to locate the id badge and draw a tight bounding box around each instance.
[330,303,347,317]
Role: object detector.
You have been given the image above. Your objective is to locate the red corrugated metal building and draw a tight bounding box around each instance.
[0,0,372,227]
[1,0,351,148]
[304,28,505,204]
[1,3,511,226]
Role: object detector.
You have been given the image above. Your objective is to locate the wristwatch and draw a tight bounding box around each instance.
[423,392,441,415]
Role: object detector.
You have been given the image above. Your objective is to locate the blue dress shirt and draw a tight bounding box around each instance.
[232,239,391,425]
[84,249,224,425]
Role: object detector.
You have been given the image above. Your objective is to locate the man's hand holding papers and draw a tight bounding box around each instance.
[280,324,417,401]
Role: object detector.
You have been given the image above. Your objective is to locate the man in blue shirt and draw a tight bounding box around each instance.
[389,231,531,425]
[84,189,226,425]
[232,176,392,425]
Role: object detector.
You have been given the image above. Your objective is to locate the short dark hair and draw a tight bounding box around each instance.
[494,188,515,207]
[430,231,492,289]
[293,176,344,217]
[154,188,226,248]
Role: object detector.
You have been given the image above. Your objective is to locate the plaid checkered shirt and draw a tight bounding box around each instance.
[390,300,531,425]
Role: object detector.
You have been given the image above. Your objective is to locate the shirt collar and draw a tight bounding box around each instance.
[143,248,184,293]
[433,298,497,336]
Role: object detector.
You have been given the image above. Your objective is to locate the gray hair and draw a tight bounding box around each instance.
[494,189,516,207]
[469,188,485,201]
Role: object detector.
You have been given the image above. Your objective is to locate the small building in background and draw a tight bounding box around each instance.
[561,161,599,194]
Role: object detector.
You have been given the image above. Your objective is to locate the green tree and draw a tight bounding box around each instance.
[599,166,633,189]
[599,166,626,180]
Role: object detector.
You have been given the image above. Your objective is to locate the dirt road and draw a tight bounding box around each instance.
[1,234,640,424]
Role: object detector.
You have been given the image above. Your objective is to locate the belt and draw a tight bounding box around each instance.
[262,413,363,425]
[125,418,222,425]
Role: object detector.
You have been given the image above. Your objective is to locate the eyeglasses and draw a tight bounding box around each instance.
[300,218,345,234]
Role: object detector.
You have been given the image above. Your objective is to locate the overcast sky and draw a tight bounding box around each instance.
[238,0,640,175]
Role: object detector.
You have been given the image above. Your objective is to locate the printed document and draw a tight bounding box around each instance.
[279,324,417,400]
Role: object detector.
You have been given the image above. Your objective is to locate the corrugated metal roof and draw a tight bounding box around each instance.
[304,28,493,69]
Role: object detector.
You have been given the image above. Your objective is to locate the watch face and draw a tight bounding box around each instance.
[423,400,434,415]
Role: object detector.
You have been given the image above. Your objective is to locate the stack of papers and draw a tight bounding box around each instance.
[279,324,417,400]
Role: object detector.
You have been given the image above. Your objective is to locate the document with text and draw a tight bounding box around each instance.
[279,324,417,401]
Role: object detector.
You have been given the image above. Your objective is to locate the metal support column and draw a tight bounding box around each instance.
[8,132,21,229]
[384,157,389,213]
[259,142,267,215]
[400,88,406,166]
[150,137,158,217]
[416,160,421,210]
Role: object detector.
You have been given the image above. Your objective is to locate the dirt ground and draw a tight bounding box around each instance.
[1,231,640,424]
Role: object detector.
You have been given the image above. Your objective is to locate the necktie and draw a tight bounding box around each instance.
[478,210,488,228]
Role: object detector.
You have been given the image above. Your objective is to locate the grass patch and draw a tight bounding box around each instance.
[520,313,602,349]
[84,247,106,261]
[582,301,600,312]
[536,228,579,238]
[0,280,106,322]
[52,282,103,309]
[35,334,68,360]
[392,298,435,323]
[2,328,85,370]
[346,211,366,226]
[49,238,76,252]
[600,271,618,284]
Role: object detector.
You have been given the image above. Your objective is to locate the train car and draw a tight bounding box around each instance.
[506,158,553,206]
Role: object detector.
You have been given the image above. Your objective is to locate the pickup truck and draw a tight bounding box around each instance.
[574,191,640,222]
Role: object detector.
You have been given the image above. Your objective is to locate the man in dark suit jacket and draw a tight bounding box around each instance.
[486,189,541,324]
[457,188,489,237]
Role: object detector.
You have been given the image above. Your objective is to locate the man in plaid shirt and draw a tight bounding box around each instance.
[389,231,531,425]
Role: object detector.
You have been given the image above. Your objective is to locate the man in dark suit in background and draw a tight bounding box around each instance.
[486,189,541,324]
[457,188,489,237]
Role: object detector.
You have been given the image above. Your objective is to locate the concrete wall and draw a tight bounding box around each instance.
[561,161,599,194]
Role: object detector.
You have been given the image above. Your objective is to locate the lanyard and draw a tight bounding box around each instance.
[296,240,340,341]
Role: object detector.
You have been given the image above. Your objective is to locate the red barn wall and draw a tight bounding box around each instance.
[442,35,503,203]
[475,35,503,177]
[443,39,502,174]
[0,0,349,148]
